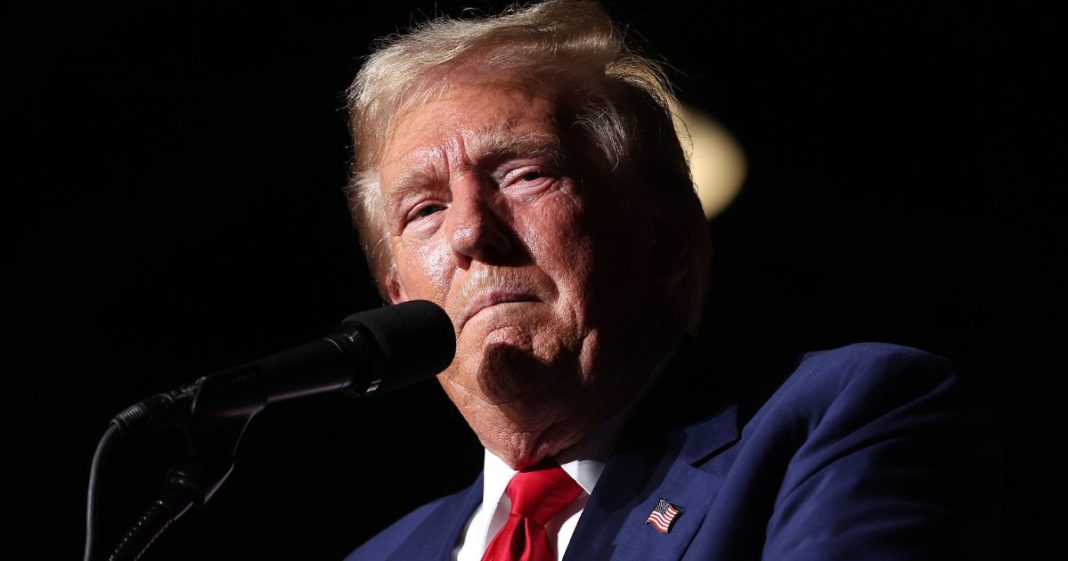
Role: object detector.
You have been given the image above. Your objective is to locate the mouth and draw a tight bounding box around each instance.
[460,291,539,330]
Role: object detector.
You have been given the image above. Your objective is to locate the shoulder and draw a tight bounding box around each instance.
[344,485,471,561]
[344,499,444,561]
[798,341,947,371]
[735,343,1002,559]
[732,341,998,467]
[747,342,965,430]
[793,341,954,395]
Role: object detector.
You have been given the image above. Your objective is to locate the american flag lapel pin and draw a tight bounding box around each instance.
[646,498,682,534]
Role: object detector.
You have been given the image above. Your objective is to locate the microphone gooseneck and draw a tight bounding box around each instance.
[110,300,456,433]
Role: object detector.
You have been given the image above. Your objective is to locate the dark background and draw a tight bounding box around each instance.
[10,1,1062,559]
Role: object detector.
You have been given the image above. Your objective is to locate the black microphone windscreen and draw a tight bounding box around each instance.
[343,300,456,394]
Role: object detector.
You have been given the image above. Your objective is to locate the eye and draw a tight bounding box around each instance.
[414,204,444,218]
[409,203,446,221]
[501,165,555,190]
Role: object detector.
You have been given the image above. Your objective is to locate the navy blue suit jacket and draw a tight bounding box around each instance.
[347,343,1002,560]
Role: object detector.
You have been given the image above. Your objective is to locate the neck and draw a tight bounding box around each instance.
[443,333,681,469]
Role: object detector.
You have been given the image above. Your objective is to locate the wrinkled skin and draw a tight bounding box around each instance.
[376,76,678,468]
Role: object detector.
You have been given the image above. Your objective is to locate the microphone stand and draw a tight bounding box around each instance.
[105,451,235,561]
[89,301,455,561]
[106,364,271,561]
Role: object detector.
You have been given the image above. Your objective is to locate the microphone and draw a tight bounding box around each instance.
[111,300,455,433]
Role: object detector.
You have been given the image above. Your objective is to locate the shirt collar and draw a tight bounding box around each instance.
[481,417,616,513]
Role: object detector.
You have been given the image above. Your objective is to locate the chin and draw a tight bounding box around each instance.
[497,421,588,470]
[473,337,570,405]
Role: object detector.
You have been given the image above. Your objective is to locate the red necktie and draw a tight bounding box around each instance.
[481,463,583,561]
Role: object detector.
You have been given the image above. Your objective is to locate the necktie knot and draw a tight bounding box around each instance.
[481,462,583,561]
[506,464,583,525]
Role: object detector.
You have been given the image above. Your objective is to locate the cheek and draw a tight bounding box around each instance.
[394,237,455,302]
[518,190,594,273]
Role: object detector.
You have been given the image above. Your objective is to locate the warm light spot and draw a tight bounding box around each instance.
[672,102,747,219]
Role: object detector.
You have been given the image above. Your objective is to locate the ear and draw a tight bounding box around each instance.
[385,268,409,304]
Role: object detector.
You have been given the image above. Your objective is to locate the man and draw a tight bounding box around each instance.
[343,1,1001,560]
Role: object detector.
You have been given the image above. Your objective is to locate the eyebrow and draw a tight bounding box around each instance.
[467,128,564,168]
[385,129,564,216]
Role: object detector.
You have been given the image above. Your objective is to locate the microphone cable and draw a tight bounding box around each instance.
[83,423,120,561]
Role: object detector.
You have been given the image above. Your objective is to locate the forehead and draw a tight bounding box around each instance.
[379,80,562,178]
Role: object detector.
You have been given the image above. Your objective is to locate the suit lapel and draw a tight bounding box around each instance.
[386,473,484,561]
[563,337,742,561]
[563,402,740,561]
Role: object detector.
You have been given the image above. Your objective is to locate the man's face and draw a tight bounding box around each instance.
[375,77,658,452]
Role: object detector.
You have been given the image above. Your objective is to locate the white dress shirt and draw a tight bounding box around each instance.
[452,416,623,561]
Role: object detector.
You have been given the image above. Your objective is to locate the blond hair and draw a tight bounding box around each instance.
[345,0,710,330]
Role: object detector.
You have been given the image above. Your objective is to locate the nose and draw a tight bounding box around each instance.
[445,173,513,267]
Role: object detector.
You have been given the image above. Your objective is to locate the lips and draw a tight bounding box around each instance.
[460,291,539,330]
